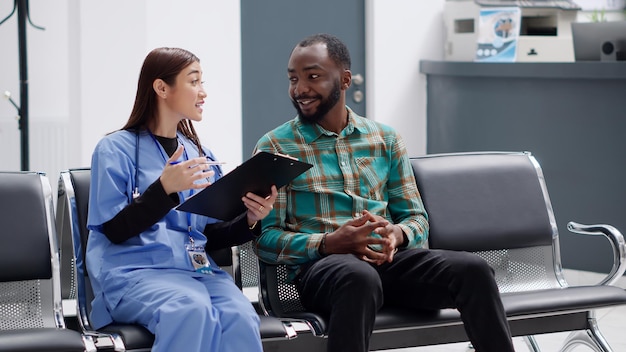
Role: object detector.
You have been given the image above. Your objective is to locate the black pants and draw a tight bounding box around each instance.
[296,249,515,352]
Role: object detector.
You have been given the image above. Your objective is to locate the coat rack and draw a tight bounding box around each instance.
[0,0,44,171]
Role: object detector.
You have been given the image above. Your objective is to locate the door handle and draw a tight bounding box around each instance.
[351,73,364,103]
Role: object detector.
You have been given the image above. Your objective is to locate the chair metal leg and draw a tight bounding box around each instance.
[467,338,540,352]
[523,335,541,352]
[559,318,612,352]
[82,335,98,352]
[110,334,127,352]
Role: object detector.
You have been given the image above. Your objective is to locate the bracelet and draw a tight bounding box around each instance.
[319,233,328,256]
[248,221,258,230]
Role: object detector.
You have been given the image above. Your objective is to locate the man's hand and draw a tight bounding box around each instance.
[364,210,405,264]
[323,211,397,264]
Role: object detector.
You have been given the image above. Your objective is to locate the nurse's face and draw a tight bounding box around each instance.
[165,61,207,122]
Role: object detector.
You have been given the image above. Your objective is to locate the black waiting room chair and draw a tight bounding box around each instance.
[57,168,146,351]
[0,171,96,352]
[57,168,296,351]
[256,151,626,351]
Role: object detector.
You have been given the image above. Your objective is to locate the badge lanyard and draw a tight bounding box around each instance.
[145,131,213,274]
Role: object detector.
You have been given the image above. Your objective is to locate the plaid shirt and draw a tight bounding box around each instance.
[254,108,429,281]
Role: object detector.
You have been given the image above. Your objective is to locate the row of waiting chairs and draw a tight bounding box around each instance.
[2,151,626,351]
[0,169,296,352]
[253,152,626,352]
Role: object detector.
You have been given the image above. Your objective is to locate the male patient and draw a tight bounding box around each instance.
[253,33,515,352]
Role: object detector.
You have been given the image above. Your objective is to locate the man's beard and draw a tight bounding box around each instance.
[292,81,341,124]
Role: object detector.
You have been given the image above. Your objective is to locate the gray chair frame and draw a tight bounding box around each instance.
[58,168,144,351]
[256,151,626,351]
[0,171,96,352]
[58,168,296,351]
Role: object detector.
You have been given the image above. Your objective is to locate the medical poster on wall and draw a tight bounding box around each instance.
[475,7,521,62]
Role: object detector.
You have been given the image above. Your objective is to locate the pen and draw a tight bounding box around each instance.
[205,156,226,165]
[169,161,226,166]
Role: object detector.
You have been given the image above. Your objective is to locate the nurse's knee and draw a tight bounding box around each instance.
[227,305,260,327]
[156,294,216,324]
[213,302,260,339]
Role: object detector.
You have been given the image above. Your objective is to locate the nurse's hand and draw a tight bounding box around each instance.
[160,146,212,195]
[243,185,278,227]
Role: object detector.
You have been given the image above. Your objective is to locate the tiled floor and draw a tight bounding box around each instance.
[391,269,626,352]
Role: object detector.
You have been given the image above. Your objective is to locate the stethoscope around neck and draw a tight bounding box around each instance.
[131,129,226,243]
[131,129,223,201]
[132,131,141,200]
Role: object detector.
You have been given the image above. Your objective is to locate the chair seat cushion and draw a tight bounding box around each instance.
[277,311,328,336]
[101,323,154,350]
[259,315,292,339]
[501,285,626,316]
[102,315,292,346]
[0,328,86,352]
[298,285,626,333]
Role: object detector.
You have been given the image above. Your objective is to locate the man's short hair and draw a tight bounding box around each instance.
[297,33,351,70]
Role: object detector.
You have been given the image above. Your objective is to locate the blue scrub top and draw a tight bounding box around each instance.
[86,129,223,328]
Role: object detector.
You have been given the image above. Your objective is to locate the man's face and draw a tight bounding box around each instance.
[287,43,343,124]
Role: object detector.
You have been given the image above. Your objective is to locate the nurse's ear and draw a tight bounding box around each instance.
[153,79,168,100]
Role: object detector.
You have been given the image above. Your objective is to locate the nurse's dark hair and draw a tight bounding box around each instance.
[297,33,351,70]
[121,47,204,155]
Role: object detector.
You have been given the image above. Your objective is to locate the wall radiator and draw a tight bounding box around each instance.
[0,120,71,202]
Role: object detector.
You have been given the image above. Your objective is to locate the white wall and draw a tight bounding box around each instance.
[76,0,243,170]
[366,0,445,156]
[0,0,439,183]
[0,0,242,181]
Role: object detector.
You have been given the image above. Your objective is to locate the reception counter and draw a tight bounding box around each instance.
[420,60,626,274]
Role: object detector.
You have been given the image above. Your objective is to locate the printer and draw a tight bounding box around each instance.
[444,0,581,62]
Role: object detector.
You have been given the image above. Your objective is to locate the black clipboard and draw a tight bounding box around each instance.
[176,151,312,220]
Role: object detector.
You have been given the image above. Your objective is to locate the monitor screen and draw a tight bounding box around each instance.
[572,21,626,61]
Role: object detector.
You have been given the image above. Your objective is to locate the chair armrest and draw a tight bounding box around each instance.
[567,221,626,286]
[80,330,125,351]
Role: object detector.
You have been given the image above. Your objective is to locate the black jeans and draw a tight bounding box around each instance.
[296,248,515,352]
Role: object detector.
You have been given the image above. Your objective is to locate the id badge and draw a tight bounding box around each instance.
[186,244,213,274]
